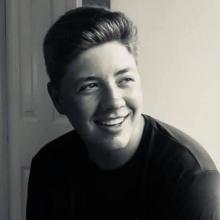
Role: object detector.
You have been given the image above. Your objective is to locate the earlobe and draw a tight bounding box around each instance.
[47,82,65,114]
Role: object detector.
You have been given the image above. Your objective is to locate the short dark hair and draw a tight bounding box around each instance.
[43,7,138,89]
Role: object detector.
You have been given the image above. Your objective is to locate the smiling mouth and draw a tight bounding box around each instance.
[94,113,130,127]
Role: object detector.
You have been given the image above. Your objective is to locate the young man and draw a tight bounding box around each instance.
[26,7,220,220]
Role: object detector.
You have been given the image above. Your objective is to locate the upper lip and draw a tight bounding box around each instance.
[94,113,130,122]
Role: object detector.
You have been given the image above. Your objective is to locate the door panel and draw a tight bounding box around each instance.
[6,1,82,220]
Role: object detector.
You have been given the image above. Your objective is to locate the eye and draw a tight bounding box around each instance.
[78,82,98,93]
[118,77,135,87]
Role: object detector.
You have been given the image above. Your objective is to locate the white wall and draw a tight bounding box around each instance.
[112,0,220,170]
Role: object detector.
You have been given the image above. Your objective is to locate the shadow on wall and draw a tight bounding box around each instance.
[83,0,111,9]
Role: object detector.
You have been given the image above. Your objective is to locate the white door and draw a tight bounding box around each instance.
[6,1,83,220]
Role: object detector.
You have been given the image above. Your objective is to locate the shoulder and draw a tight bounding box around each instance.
[143,114,217,172]
[34,130,83,160]
[30,130,85,180]
[142,115,220,218]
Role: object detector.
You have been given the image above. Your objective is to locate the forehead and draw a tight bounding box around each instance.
[65,41,137,81]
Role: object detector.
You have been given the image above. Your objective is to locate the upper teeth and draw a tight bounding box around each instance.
[96,117,125,126]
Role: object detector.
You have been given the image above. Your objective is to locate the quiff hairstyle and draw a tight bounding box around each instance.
[43,7,138,89]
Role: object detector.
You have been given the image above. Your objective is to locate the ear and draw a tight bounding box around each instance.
[47,82,65,114]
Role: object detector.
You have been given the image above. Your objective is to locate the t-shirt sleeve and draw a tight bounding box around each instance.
[26,157,50,220]
[179,170,220,220]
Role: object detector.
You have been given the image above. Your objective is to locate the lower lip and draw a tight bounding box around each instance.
[95,114,130,133]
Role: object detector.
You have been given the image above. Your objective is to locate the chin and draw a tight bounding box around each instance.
[100,136,129,151]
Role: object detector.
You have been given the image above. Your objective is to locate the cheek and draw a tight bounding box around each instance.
[63,96,98,120]
[126,85,143,110]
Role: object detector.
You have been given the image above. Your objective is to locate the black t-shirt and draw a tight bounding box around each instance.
[78,122,147,220]
[26,115,220,220]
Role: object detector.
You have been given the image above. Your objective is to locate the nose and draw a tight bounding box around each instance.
[99,83,125,111]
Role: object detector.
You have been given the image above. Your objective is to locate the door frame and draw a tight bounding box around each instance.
[0,0,9,219]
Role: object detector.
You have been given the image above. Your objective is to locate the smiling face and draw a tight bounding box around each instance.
[53,41,144,155]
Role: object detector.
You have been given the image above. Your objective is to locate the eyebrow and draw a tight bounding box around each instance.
[114,67,134,77]
[76,76,98,84]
